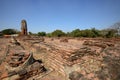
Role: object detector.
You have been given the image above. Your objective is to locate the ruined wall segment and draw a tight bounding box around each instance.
[21,20,28,35]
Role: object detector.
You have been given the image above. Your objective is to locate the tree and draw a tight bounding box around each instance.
[66,32,71,37]
[91,28,100,37]
[28,32,33,35]
[1,29,18,35]
[52,29,65,37]
[105,29,116,38]
[37,32,46,36]
[0,32,3,36]
[46,33,52,37]
[80,29,95,37]
[70,29,81,37]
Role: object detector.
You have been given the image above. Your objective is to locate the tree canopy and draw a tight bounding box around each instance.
[1,29,18,35]
[1,27,119,38]
[70,29,81,37]
[51,29,65,37]
[37,32,46,36]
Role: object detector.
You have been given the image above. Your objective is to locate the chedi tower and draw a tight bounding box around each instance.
[21,19,28,35]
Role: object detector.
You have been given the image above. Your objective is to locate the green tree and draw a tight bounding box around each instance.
[29,32,33,35]
[52,29,65,37]
[46,33,52,37]
[105,29,116,38]
[0,32,3,36]
[37,32,46,36]
[1,29,18,35]
[66,32,71,37]
[70,29,81,37]
[81,29,95,37]
[91,28,100,37]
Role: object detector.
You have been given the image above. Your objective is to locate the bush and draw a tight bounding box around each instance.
[51,29,65,37]
[46,33,52,37]
[37,32,46,36]
[105,29,116,38]
[70,29,81,37]
[80,29,95,37]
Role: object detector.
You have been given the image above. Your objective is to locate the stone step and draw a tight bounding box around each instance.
[47,56,64,65]
[46,57,65,70]
[46,57,61,66]
[48,53,65,62]
[47,54,69,66]
[50,62,66,76]
[50,61,65,72]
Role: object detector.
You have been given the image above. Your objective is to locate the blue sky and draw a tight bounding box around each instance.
[0,0,120,33]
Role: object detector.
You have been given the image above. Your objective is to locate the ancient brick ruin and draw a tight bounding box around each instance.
[0,37,47,80]
[19,37,120,80]
[21,20,28,36]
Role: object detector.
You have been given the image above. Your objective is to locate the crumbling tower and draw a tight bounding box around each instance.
[21,19,28,35]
